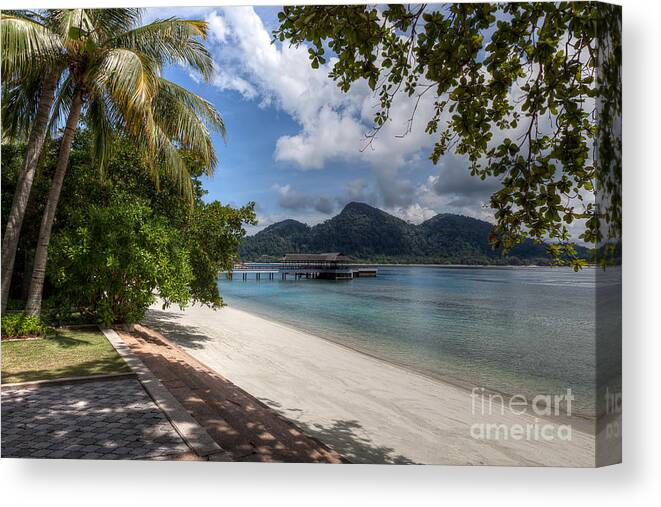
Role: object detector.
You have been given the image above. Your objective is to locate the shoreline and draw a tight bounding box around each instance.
[145,302,597,466]
[224,302,597,430]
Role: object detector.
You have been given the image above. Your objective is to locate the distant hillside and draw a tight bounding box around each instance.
[240,202,555,265]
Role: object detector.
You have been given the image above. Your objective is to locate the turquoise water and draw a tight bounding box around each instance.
[218,266,621,417]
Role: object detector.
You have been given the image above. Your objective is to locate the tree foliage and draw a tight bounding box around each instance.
[275,2,622,269]
[1,132,256,325]
[188,201,256,304]
[49,194,193,326]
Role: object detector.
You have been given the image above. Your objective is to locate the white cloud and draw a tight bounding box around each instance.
[212,72,257,100]
[274,106,364,169]
[206,11,230,43]
[388,203,438,224]
[414,172,496,223]
[204,7,436,175]
[198,7,596,244]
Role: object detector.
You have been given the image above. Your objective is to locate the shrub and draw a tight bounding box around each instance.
[1,313,53,339]
[48,194,193,327]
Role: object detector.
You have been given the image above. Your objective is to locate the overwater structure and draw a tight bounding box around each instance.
[229,253,377,280]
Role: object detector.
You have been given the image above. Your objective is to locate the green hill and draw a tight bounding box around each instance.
[240,202,556,265]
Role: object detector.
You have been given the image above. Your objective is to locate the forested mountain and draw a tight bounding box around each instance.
[239,202,557,264]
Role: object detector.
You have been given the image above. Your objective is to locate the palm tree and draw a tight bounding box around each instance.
[1,11,64,313]
[5,9,225,316]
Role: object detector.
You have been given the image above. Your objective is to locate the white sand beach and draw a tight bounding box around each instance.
[144,303,596,466]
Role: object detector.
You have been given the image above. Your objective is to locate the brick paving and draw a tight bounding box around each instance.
[1,378,191,460]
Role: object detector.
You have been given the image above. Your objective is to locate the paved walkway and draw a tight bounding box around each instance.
[1,378,192,460]
[118,326,343,463]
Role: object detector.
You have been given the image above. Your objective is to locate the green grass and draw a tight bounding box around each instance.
[1,328,131,384]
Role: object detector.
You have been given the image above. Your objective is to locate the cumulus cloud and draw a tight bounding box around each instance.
[374,169,417,208]
[203,7,438,173]
[207,11,230,43]
[314,196,335,214]
[275,106,364,169]
[211,72,257,100]
[205,7,366,168]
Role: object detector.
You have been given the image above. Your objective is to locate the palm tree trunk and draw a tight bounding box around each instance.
[25,89,84,317]
[1,70,59,313]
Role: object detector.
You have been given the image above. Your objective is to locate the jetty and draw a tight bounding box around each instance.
[227,253,377,281]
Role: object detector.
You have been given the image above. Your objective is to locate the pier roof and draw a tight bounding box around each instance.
[282,253,348,262]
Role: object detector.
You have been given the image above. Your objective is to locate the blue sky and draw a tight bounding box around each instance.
[148,6,502,234]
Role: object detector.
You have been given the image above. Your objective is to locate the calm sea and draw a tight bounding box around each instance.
[218,266,621,417]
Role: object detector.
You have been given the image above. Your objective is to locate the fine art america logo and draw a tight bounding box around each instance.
[470,387,574,442]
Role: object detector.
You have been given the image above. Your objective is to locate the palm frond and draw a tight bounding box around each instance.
[89,9,141,40]
[1,13,63,80]
[91,48,159,138]
[1,10,49,26]
[153,126,194,202]
[49,9,95,41]
[153,78,225,173]
[46,73,75,138]
[1,76,41,140]
[128,118,194,203]
[2,8,221,205]
[156,78,225,136]
[109,18,214,80]
[85,93,118,175]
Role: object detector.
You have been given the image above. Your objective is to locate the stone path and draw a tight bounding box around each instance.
[1,378,191,460]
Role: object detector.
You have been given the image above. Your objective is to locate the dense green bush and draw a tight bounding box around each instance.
[48,194,194,326]
[1,313,53,338]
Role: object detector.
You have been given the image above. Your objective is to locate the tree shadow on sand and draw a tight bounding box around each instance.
[258,397,416,465]
[302,419,416,465]
[142,309,213,350]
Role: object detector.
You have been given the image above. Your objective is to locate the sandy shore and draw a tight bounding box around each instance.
[144,303,596,466]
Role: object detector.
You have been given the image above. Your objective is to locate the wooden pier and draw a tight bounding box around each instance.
[227,253,377,281]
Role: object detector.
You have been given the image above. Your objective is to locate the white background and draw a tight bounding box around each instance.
[1,0,659,505]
